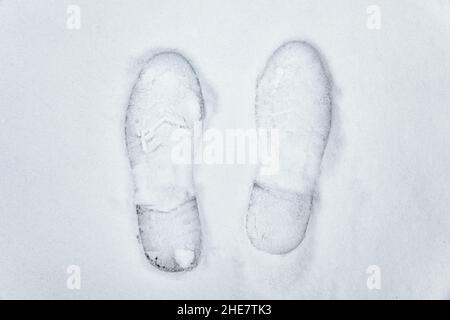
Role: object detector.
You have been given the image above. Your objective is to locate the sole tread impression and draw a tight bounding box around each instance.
[247,41,332,255]
[126,52,204,272]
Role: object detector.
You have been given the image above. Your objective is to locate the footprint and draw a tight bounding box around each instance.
[125,52,204,272]
[246,41,332,255]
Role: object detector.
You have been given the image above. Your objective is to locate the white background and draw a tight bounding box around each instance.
[0,0,449,299]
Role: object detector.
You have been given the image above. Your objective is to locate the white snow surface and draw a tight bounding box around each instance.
[0,0,450,299]
[247,41,331,254]
[126,52,202,210]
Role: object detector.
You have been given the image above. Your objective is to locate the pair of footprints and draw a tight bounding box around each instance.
[125,41,332,272]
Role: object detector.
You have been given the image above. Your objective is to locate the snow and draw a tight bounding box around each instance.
[0,0,449,299]
[247,186,312,254]
[125,52,201,210]
[247,41,331,254]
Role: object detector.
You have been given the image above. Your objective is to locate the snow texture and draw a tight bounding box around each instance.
[1,0,450,299]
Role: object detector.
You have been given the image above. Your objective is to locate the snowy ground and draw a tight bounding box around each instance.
[1,0,450,299]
